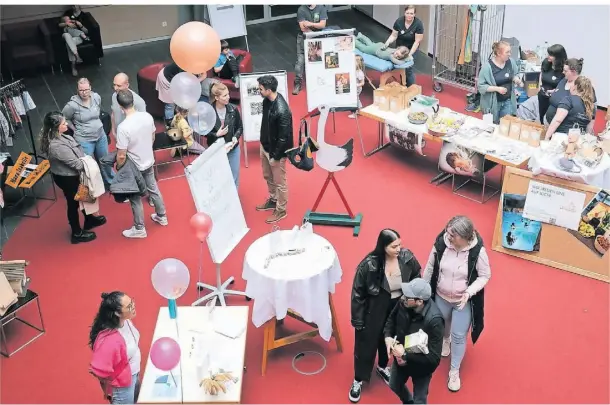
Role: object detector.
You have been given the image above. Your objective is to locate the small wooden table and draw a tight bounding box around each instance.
[261,292,343,376]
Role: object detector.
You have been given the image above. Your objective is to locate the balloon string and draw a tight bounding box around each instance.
[175,318,184,403]
[197,241,203,299]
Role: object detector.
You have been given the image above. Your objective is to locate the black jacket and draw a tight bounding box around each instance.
[383,299,445,377]
[261,93,294,160]
[429,231,486,344]
[206,102,243,147]
[351,249,422,329]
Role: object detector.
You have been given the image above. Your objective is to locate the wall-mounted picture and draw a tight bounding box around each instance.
[324,51,339,69]
[501,194,542,252]
[246,82,260,97]
[250,101,263,116]
[568,190,610,257]
[438,141,485,180]
[386,124,425,156]
[335,73,350,94]
[335,36,354,51]
[307,41,323,63]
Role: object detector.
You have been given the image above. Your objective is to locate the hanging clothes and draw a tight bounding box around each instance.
[457,5,479,65]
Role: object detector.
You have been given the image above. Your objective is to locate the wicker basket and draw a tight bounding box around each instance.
[594,235,609,255]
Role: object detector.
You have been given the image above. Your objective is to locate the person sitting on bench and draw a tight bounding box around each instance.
[354,31,411,66]
[213,40,242,87]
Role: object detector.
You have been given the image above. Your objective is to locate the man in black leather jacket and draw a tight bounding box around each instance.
[384,278,445,404]
[255,75,294,224]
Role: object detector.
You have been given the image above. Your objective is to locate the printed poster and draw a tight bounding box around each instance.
[567,190,610,257]
[501,194,542,252]
[438,141,485,180]
[522,181,586,231]
[386,124,426,156]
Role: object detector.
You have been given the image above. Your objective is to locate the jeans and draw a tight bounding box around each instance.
[405,53,416,87]
[434,295,472,371]
[260,145,288,212]
[496,99,514,123]
[227,143,241,188]
[389,362,432,404]
[78,129,114,187]
[164,103,175,120]
[52,174,96,234]
[295,33,305,83]
[112,373,140,404]
[129,167,166,229]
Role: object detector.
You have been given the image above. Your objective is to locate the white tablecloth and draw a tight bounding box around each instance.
[242,230,342,341]
[529,148,610,189]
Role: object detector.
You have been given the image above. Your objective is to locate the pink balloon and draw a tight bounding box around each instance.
[190,212,213,242]
[150,337,181,371]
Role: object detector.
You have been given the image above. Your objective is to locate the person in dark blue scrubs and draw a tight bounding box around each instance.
[538,44,567,124]
[544,76,596,140]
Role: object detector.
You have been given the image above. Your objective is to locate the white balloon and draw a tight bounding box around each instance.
[187,101,217,136]
[170,72,201,109]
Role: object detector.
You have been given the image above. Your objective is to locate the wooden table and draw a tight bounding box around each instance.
[138,306,248,404]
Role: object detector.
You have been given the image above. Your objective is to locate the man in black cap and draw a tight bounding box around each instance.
[384,278,445,404]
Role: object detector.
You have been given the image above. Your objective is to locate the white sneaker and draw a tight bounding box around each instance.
[151,213,168,226]
[448,369,461,392]
[442,336,451,357]
[348,380,362,403]
[148,198,155,207]
[122,226,147,238]
[348,113,356,119]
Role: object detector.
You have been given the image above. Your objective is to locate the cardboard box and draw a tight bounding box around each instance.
[498,117,511,137]
[374,88,390,111]
[520,124,543,147]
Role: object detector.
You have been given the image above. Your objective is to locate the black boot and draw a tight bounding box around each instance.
[84,215,107,230]
[292,81,302,95]
[71,230,96,244]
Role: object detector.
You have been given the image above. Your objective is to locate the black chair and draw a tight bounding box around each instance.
[1,20,55,79]
[44,12,104,72]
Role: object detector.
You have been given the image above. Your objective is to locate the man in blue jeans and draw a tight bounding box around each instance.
[62,77,115,187]
[383,279,445,404]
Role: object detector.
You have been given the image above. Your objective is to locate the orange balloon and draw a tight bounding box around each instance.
[170,22,221,74]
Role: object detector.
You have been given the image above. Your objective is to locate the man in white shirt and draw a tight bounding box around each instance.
[116,89,168,238]
[111,73,147,138]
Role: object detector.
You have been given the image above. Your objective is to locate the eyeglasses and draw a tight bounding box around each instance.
[78,88,91,93]
[126,299,136,312]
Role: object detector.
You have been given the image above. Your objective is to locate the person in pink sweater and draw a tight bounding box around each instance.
[89,291,141,404]
[423,216,491,393]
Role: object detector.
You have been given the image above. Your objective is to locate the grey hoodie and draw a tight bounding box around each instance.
[62,92,104,142]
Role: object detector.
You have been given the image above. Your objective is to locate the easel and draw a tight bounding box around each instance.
[303,172,363,236]
[261,292,343,375]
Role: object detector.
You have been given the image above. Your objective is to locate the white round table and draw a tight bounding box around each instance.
[242,230,342,341]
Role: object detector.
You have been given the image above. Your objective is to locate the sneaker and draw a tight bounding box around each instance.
[122,226,147,238]
[148,198,155,207]
[348,113,356,119]
[151,213,168,226]
[71,230,96,244]
[376,366,391,385]
[465,103,480,113]
[348,380,362,403]
[83,215,107,231]
[256,198,276,211]
[448,369,461,392]
[265,210,287,224]
[442,336,451,357]
[292,82,302,95]
[71,67,78,77]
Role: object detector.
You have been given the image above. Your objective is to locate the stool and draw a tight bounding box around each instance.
[0,290,45,357]
[137,62,169,120]
[153,132,190,181]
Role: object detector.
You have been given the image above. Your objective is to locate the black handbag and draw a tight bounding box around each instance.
[286,119,319,171]
[100,110,111,144]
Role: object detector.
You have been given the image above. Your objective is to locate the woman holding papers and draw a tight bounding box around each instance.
[349,229,422,403]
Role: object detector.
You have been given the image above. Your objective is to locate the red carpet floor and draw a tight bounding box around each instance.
[1,73,608,404]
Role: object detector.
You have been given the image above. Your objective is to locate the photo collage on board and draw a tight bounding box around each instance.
[568,190,610,257]
[308,35,354,95]
[501,194,542,252]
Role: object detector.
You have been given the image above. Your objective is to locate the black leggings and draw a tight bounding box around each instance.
[538,93,551,125]
[52,174,93,234]
[215,55,242,80]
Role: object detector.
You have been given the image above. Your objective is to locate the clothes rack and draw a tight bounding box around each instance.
[0,79,38,164]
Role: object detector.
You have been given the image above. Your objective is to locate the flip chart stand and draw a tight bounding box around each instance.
[192,263,247,307]
[303,172,363,237]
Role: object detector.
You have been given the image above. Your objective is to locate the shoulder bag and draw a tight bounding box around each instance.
[286,119,319,171]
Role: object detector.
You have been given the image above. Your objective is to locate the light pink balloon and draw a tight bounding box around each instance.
[150,337,181,371]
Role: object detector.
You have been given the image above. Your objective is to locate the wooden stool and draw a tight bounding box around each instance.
[379,68,406,87]
[261,293,343,375]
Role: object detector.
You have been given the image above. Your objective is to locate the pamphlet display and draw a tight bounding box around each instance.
[239,71,289,143]
[304,29,357,112]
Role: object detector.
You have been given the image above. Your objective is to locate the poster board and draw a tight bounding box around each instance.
[304,29,358,112]
[239,71,289,143]
[206,5,247,41]
[492,167,609,282]
[185,140,249,264]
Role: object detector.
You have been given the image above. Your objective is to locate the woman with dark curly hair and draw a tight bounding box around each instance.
[89,291,141,404]
[41,111,105,244]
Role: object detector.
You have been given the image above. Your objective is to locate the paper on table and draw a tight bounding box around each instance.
[152,374,181,399]
[523,181,586,230]
[214,316,246,339]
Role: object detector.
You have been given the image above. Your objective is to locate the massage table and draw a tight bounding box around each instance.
[354,49,414,87]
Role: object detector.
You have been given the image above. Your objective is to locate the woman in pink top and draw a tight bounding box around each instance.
[423,216,491,393]
[89,291,141,404]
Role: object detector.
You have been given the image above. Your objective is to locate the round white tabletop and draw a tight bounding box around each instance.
[242,230,342,341]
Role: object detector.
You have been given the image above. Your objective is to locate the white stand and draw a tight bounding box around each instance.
[192,263,246,307]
